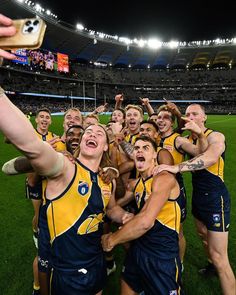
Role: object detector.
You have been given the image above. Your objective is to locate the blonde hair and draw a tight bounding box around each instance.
[73,124,111,168]
[83,113,99,121]
[125,104,144,116]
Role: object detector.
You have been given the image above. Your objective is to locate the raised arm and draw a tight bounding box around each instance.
[155,131,225,175]
[114,94,124,110]
[176,117,208,156]
[0,88,64,177]
[140,97,154,116]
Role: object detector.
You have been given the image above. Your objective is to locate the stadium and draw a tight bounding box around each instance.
[0,1,235,295]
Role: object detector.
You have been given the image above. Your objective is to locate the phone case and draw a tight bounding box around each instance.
[0,18,47,50]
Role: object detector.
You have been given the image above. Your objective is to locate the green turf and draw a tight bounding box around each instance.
[0,114,235,295]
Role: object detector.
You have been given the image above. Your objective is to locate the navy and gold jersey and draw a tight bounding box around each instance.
[124,133,139,145]
[38,160,112,271]
[35,129,66,152]
[35,129,56,141]
[55,139,66,152]
[133,176,181,259]
[188,129,225,190]
[158,132,185,187]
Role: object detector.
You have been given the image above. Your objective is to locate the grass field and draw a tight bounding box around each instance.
[0,114,235,295]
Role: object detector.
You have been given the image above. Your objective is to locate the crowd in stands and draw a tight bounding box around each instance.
[1,58,236,114]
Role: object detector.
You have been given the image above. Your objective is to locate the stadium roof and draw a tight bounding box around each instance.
[1,0,236,69]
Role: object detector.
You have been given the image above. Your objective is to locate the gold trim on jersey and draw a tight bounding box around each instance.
[189,129,224,181]
[134,177,181,233]
[124,133,139,145]
[157,132,184,165]
[42,162,112,243]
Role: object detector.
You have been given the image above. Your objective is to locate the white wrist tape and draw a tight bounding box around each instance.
[2,157,19,175]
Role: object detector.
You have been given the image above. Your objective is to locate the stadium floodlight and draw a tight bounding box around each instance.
[35,3,42,12]
[46,9,51,15]
[76,23,84,31]
[168,40,179,49]
[134,38,146,48]
[233,38,236,44]
[147,38,162,49]
[16,0,24,3]
[119,37,132,45]
[98,32,105,39]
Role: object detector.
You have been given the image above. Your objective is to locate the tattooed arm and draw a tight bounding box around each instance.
[153,131,225,175]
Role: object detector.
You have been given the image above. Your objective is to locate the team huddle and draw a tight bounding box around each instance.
[0,13,235,295]
[0,89,235,295]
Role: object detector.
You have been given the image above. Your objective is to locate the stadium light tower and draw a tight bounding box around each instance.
[76,23,84,31]
[147,38,162,49]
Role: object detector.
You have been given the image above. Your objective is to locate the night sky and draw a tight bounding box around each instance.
[38,0,235,42]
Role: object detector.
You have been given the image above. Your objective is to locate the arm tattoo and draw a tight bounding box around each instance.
[120,141,134,157]
[179,154,205,172]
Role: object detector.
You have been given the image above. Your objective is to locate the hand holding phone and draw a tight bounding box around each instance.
[0,13,17,60]
[0,17,46,50]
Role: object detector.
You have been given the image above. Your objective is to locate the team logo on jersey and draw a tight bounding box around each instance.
[213,214,221,223]
[169,290,177,295]
[77,213,103,234]
[78,181,89,196]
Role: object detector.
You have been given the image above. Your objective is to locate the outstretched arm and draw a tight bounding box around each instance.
[0,88,64,177]
[154,132,225,174]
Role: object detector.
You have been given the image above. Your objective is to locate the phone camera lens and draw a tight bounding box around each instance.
[27,26,34,33]
[33,20,39,26]
[25,20,32,26]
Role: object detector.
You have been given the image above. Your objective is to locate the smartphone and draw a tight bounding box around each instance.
[0,18,47,50]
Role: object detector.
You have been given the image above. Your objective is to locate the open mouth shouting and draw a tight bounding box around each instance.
[86,139,98,148]
[136,155,146,169]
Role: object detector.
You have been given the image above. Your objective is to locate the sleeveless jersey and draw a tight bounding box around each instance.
[133,176,181,259]
[158,132,185,187]
[124,132,139,145]
[35,129,66,152]
[188,128,225,190]
[39,160,112,270]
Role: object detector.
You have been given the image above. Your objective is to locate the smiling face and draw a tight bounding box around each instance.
[65,126,84,154]
[79,124,108,159]
[156,110,174,135]
[133,138,157,173]
[35,110,51,134]
[63,109,83,133]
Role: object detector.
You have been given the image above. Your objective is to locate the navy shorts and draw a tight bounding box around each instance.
[25,179,42,200]
[192,187,230,232]
[50,256,107,295]
[122,245,184,295]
